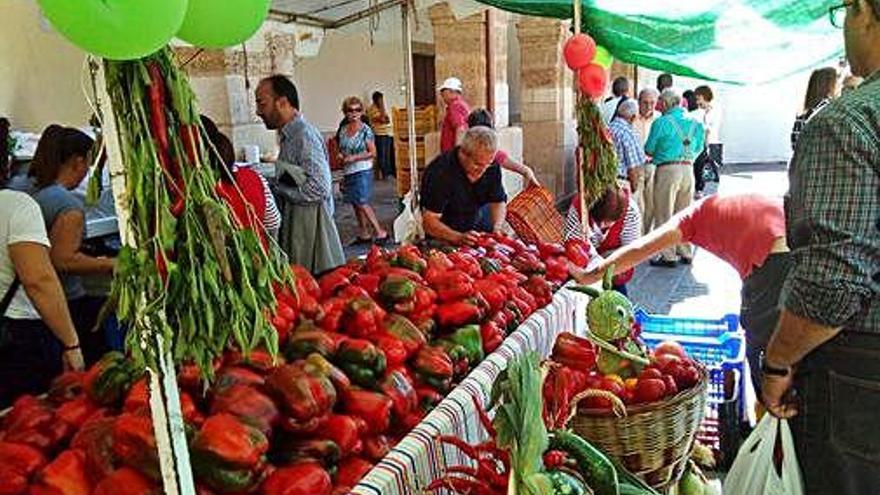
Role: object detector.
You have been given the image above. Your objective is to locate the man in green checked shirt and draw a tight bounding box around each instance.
[761,1,880,493]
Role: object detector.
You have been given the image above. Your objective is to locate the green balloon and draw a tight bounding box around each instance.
[177,0,271,49]
[38,0,188,60]
[593,45,614,69]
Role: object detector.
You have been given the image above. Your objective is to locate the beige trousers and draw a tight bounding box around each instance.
[642,163,656,234]
[653,164,694,261]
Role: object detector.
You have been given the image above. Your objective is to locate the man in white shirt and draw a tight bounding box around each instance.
[600,77,632,124]
[1,190,83,407]
[634,88,661,233]
[692,85,723,197]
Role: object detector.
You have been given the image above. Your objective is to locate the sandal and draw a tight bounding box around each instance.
[348,236,372,247]
[373,234,391,246]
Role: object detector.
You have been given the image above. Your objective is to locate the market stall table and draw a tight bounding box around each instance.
[353,285,589,494]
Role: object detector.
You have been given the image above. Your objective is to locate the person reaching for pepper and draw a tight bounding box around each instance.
[570,193,789,395]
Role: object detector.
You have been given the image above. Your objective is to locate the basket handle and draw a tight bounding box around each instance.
[567,388,628,423]
[723,367,740,404]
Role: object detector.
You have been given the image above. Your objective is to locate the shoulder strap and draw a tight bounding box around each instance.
[1,277,21,318]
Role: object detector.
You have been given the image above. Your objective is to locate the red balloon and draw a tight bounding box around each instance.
[563,33,597,71]
[578,64,607,98]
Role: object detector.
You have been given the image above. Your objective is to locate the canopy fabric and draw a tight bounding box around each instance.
[474,0,844,84]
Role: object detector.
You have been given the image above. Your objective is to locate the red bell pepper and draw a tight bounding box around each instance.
[333,457,374,494]
[544,255,570,283]
[213,366,265,395]
[479,321,505,354]
[0,467,26,495]
[291,264,321,299]
[285,328,345,360]
[210,384,280,436]
[29,450,92,495]
[319,267,355,299]
[260,461,332,495]
[266,364,336,425]
[300,353,352,394]
[362,434,391,462]
[551,333,598,370]
[372,335,408,368]
[222,348,281,374]
[47,371,85,405]
[93,467,158,495]
[430,270,475,303]
[381,314,426,357]
[0,441,46,479]
[112,413,159,481]
[191,413,269,469]
[447,251,482,279]
[412,346,454,384]
[565,238,592,268]
[353,272,381,297]
[70,416,115,484]
[343,297,386,338]
[56,395,100,429]
[319,414,363,457]
[473,279,508,313]
[341,388,393,435]
[379,367,418,419]
[416,386,443,412]
[435,300,482,327]
[537,241,566,259]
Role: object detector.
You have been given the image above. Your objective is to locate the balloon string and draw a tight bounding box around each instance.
[180,48,205,69]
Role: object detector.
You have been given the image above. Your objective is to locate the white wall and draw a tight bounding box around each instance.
[295,7,433,133]
[638,68,825,164]
[0,0,91,131]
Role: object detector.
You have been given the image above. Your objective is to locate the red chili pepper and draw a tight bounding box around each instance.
[145,63,173,179]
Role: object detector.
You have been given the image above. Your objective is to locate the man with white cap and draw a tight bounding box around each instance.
[438,77,471,153]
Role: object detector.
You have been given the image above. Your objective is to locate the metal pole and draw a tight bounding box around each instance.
[573,1,588,238]
[402,1,418,199]
[95,59,195,495]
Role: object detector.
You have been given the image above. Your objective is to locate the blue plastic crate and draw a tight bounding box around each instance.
[635,309,745,367]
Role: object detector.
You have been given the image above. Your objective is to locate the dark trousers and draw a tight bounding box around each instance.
[740,253,791,395]
[69,295,109,367]
[790,331,880,494]
[0,319,62,409]
[375,135,395,178]
[693,143,723,192]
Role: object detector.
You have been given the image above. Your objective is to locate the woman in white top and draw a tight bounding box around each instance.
[691,85,723,197]
[0,190,83,407]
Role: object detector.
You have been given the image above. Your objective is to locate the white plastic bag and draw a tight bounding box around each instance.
[723,414,804,495]
[393,191,423,244]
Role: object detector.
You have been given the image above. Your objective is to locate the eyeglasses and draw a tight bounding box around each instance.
[829,2,853,28]
[345,107,363,113]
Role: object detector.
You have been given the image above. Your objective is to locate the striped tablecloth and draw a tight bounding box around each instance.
[353,286,589,495]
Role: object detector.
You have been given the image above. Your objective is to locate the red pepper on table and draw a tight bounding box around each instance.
[285,328,345,360]
[319,297,347,333]
[319,414,364,457]
[353,272,381,297]
[112,413,160,481]
[338,284,370,300]
[435,299,482,328]
[224,348,280,373]
[0,441,46,480]
[70,416,115,484]
[29,450,92,495]
[372,334,408,368]
[260,461,332,495]
[537,241,566,259]
[211,384,280,437]
[213,366,265,395]
[479,321,505,354]
[424,249,454,272]
[544,255,570,283]
[341,388,394,435]
[565,238,592,268]
[343,297,386,338]
[300,353,352,394]
[333,457,374,494]
[48,371,85,405]
[290,264,321,299]
[381,314,426,357]
[93,467,158,495]
[473,279,508,313]
[447,251,483,279]
[391,245,427,274]
[379,367,418,419]
[430,270,475,303]
[56,395,100,429]
[266,364,337,426]
[362,434,391,462]
[272,436,341,467]
[318,267,354,299]
[0,467,27,495]
[551,333,598,370]
[415,386,444,413]
[191,413,269,469]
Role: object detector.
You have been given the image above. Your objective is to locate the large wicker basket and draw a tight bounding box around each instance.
[506,185,564,244]
[571,366,708,491]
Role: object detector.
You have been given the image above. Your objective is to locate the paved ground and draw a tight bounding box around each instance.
[336,162,791,321]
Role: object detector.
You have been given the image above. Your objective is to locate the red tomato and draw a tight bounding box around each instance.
[654,341,688,360]
[600,377,625,398]
[634,378,666,403]
[652,353,683,372]
[639,367,663,380]
[662,375,678,396]
[668,363,701,390]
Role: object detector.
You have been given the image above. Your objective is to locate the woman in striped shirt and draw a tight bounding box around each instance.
[564,184,642,294]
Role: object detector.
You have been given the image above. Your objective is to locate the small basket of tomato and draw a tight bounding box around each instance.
[565,339,708,491]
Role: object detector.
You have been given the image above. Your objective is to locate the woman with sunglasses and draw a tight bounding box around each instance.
[336,96,389,245]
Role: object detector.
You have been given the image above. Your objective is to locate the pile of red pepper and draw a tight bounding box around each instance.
[2,234,586,494]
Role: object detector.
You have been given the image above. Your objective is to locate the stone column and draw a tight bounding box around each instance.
[516,17,577,199]
[429,3,488,110]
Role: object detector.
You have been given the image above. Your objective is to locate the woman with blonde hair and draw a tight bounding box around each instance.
[336,96,388,245]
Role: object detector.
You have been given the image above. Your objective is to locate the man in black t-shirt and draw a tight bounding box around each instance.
[420,126,507,245]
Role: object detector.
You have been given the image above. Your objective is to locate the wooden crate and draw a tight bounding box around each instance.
[392,105,437,137]
[394,138,426,170]
[396,164,429,197]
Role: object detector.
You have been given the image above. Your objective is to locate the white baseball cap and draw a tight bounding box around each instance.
[438,77,463,93]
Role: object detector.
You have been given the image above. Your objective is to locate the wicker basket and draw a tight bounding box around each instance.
[571,366,709,491]
[505,185,564,244]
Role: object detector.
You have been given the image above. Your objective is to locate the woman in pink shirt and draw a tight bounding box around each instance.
[571,193,790,393]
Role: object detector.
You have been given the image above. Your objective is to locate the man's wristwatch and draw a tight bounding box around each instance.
[761,355,791,377]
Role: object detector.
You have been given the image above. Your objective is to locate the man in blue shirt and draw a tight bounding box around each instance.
[608,99,646,209]
[644,89,704,267]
